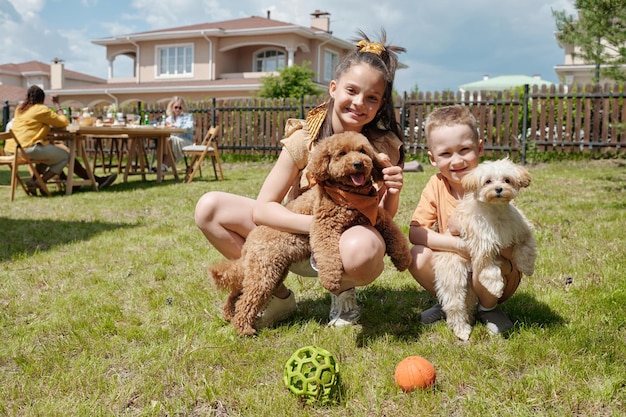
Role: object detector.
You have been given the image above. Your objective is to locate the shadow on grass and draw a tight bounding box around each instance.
[0,217,136,262]
[505,292,566,329]
[284,284,433,345]
[284,284,564,346]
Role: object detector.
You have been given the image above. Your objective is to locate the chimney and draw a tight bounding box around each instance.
[267,10,270,19]
[50,58,64,90]
[310,10,331,32]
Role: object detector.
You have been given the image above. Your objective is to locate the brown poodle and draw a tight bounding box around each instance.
[210,131,412,335]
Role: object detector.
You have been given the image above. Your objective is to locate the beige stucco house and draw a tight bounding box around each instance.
[0,10,351,110]
[553,36,615,87]
[553,17,624,88]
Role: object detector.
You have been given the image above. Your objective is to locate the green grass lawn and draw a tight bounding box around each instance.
[1,158,625,416]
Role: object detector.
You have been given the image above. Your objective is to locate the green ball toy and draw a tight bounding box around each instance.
[283,346,340,405]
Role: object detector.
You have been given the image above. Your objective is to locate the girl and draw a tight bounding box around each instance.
[194,30,406,329]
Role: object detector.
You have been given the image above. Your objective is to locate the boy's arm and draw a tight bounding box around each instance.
[409,224,470,258]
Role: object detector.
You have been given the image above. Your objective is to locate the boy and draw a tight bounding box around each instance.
[408,105,521,334]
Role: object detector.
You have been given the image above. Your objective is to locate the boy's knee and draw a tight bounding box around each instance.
[410,245,432,273]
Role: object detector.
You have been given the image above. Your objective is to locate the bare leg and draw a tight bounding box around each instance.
[336,225,386,294]
[408,244,437,297]
[194,191,257,259]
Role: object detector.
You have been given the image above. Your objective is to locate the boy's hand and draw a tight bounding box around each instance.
[454,237,470,259]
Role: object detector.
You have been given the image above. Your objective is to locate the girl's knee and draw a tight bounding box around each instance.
[194,192,221,227]
[339,228,385,281]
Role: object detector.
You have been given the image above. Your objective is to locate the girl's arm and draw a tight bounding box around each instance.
[252,150,313,234]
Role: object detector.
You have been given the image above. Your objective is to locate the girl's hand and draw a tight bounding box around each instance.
[382,164,403,195]
[377,153,403,195]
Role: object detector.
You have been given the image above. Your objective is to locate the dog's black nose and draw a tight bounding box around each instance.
[353,161,363,170]
[495,186,503,194]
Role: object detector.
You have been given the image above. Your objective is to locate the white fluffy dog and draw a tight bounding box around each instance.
[433,158,537,340]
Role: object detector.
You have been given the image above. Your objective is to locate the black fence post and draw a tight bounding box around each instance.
[2,100,9,132]
[521,84,529,165]
[211,97,216,126]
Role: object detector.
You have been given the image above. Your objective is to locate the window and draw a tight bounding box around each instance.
[157,44,193,77]
[255,49,285,72]
[324,50,339,81]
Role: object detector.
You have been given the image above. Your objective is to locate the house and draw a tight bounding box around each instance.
[0,60,106,105]
[1,10,352,111]
[553,11,624,88]
[553,36,618,87]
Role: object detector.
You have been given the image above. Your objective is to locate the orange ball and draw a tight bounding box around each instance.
[394,356,436,392]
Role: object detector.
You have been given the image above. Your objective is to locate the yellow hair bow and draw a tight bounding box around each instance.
[356,40,385,56]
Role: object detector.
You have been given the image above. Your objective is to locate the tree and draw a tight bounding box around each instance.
[258,61,323,98]
[553,0,626,83]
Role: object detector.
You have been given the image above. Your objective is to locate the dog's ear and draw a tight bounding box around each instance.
[461,167,481,192]
[371,150,390,183]
[308,138,331,183]
[516,165,531,188]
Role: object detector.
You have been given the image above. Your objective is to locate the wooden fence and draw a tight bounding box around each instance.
[3,84,624,161]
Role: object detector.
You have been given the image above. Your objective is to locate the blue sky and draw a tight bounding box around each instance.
[1,0,577,93]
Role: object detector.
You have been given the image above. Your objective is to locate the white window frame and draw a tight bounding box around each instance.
[155,43,194,78]
[324,49,339,81]
[253,48,286,72]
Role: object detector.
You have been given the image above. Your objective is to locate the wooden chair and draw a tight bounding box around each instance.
[0,130,51,201]
[182,125,223,183]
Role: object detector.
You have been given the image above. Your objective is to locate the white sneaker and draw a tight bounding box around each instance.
[254,291,297,329]
[328,288,360,327]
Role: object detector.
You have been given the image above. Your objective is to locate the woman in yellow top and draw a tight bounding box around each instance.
[6,86,116,194]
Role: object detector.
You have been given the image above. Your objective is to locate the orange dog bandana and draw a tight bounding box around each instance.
[320,182,379,226]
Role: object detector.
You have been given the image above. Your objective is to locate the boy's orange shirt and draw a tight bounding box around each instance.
[410,173,460,233]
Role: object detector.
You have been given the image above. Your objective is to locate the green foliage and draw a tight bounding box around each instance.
[553,0,626,83]
[258,61,323,98]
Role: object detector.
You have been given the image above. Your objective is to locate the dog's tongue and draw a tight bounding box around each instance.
[351,173,365,186]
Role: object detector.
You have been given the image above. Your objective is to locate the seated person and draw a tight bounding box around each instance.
[5,86,116,194]
[163,96,194,170]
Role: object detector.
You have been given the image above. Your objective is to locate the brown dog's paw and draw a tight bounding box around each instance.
[391,248,412,271]
[222,301,235,322]
[388,238,412,271]
[238,325,257,336]
[320,277,342,293]
[232,315,257,336]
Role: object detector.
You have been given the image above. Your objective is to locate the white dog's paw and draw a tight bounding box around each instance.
[518,264,535,277]
[452,322,472,341]
[516,258,535,276]
[479,266,505,298]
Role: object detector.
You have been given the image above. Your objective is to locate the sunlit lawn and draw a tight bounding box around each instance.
[0,158,625,416]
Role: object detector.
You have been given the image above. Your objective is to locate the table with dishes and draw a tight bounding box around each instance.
[51,124,186,195]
